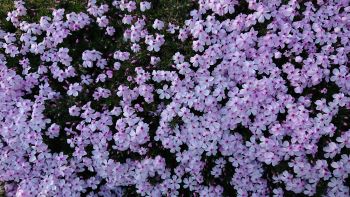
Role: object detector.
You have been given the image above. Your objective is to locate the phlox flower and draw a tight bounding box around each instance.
[67,83,82,97]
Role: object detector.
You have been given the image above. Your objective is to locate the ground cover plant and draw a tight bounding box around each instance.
[0,0,350,196]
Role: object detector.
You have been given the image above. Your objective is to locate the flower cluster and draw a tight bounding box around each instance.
[1,0,350,196]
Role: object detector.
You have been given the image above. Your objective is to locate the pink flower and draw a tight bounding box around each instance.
[67,83,82,97]
[152,19,164,30]
[47,123,60,138]
[140,1,151,12]
[69,105,81,116]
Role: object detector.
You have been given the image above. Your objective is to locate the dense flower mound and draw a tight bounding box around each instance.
[1,0,350,196]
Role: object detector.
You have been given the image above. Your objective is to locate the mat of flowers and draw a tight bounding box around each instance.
[1,0,350,196]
